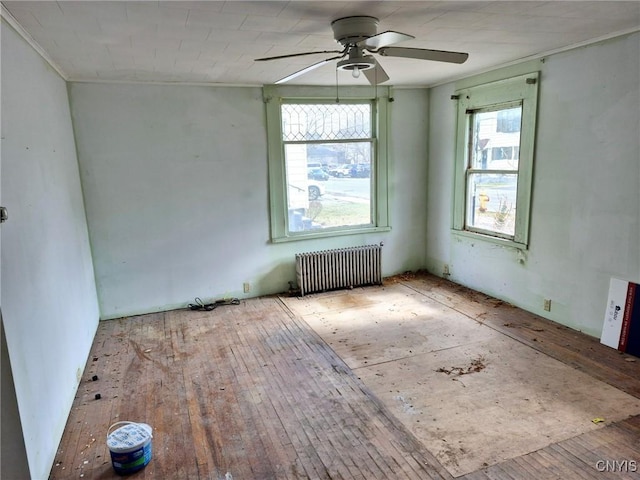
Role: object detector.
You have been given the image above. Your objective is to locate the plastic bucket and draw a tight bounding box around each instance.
[107,421,153,475]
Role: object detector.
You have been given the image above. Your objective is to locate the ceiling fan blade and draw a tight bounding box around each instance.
[363,60,390,85]
[275,55,345,84]
[378,47,469,64]
[255,49,343,62]
[359,31,415,50]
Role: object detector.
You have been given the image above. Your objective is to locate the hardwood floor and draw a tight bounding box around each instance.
[51,295,451,480]
[50,274,640,479]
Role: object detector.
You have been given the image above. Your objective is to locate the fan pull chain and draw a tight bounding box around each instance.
[374,63,378,100]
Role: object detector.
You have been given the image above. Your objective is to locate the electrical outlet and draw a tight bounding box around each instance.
[243,282,250,293]
[543,299,551,312]
[443,264,450,276]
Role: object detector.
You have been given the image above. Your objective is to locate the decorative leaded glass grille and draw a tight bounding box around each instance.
[281,103,372,141]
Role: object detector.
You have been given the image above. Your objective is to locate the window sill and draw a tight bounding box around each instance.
[451,228,527,251]
[272,225,391,243]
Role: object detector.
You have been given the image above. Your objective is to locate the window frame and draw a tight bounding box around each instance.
[264,85,391,243]
[452,72,539,249]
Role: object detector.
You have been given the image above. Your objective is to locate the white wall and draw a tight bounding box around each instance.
[1,21,100,479]
[69,84,429,319]
[426,32,640,337]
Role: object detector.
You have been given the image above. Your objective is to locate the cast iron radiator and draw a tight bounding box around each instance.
[295,244,382,296]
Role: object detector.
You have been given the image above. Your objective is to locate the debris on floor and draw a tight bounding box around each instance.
[436,356,487,376]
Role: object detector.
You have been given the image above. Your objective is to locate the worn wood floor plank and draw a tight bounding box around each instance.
[546,443,604,480]
[241,301,346,479]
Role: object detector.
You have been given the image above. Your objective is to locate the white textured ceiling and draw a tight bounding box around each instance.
[2,1,639,86]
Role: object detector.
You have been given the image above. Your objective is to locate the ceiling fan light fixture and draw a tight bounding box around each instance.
[337,56,376,75]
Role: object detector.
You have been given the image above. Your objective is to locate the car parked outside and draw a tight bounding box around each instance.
[308,167,329,181]
[349,164,371,178]
[327,164,371,178]
[328,165,351,178]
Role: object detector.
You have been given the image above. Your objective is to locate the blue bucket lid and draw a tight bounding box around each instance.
[107,422,152,453]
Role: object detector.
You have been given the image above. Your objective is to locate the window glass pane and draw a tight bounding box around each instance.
[470,106,521,171]
[281,103,371,141]
[285,142,372,232]
[466,173,518,237]
[497,108,521,133]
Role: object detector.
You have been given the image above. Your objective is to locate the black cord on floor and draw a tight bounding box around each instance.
[188,297,240,311]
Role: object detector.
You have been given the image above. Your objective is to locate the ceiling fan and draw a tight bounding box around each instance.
[255,16,469,85]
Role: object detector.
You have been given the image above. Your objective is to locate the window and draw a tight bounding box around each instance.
[453,73,539,248]
[264,86,390,242]
[282,103,373,232]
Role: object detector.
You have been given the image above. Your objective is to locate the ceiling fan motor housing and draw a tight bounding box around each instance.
[331,16,379,45]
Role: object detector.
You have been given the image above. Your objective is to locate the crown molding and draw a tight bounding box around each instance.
[1,3,67,80]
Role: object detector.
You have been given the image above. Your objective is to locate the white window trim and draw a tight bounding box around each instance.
[452,72,539,249]
[264,85,391,243]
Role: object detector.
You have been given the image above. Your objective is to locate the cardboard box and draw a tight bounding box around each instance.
[601,278,640,357]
